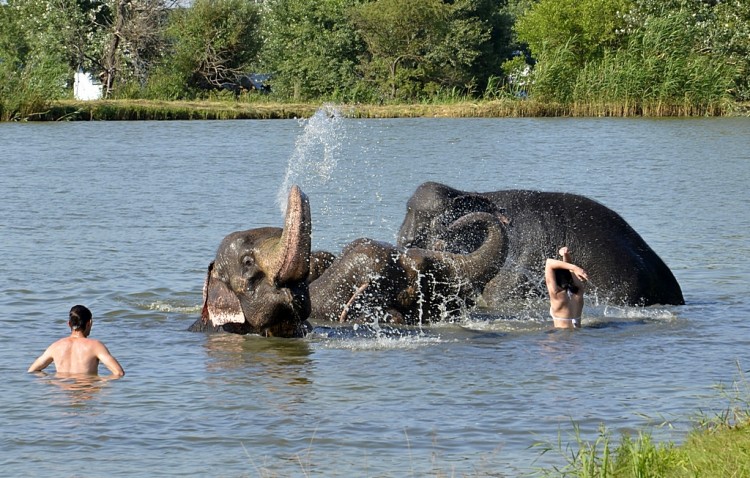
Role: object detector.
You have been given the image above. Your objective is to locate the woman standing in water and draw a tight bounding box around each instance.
[545,247,589,329]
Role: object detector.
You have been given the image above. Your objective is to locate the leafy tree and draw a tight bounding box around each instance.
[350,0,490,100]
[161,0,263,94]
[711,0,750,100]
[101,0,173,96]
[0,1,71,119]
[524,0,737,109]
[5,0,86,86]
[350,0,445,100]
[261,0,365,101]
[427,0,491,95]
[450,0,521,95]
[515,0,631,66]
[5,0,172,99]
[625,0,750,102]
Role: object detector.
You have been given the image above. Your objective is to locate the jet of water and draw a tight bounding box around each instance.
[276,104,346,214]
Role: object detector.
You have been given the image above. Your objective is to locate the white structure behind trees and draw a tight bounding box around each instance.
[73,69,103,100]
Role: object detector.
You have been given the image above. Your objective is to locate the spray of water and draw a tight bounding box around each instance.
[276,104,346,214]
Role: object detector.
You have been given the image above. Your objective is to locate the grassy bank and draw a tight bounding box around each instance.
[536,420,750,477]
[21,98,750,121]
[537,371,750,477]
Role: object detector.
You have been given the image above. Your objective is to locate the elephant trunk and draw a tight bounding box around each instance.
[426,211,508,286]
[261,185,312,286]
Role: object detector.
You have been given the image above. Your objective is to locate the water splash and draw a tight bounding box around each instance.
[276,104,346,214]
[310,324,444,350]
[145,301,201,314]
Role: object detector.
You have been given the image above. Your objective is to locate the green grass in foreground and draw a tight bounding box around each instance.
[535,365,750,478]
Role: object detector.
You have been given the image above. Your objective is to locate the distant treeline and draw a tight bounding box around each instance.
[1,0,748,120]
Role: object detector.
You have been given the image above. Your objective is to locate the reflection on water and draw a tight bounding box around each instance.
[36,373,121,408]
[537,328,585,364]
[204,334,315,401]
[308,323,446,351]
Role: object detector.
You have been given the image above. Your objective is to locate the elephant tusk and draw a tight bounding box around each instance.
[339,282,370,322]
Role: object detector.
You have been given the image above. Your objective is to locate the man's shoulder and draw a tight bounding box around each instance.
[48,336,73,348]
[81,337,105,347]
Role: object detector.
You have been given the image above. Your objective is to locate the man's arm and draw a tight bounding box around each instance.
[28,347,54,373]
[96,343,125,376]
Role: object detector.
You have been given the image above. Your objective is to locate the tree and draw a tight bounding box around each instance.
[515,0,631,66]
[351,0,490,100]
[261,0,365,101]
[0,1,72,119]
[518,0,738,108]
[5,0,173,99]
[100,0,174,96]
[163,0,263,92]
[449,0,520,96]
[626,0,750,102]
[426,0,491,95]
[711,0,750,101]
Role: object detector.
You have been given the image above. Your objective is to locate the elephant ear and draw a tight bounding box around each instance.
[201,261,245,327]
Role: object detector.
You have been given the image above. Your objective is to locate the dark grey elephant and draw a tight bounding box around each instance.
[191,185,508,337]
[309,210,508,325]
[190,185,314,337]
[397,182,684,307]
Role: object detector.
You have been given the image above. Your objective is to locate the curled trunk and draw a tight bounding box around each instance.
[405,211,508,287]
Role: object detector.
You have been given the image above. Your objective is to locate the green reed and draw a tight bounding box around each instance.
[528,10,738,118]
[534,361,750,477]
[21,96,749,122]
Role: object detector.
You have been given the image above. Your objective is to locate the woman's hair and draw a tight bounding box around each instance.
[554,269,580,294]
[69,305,93,330]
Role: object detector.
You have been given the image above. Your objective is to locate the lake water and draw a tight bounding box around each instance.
[1,111,749,477]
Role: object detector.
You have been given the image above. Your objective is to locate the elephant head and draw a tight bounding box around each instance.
[310,211,508,324]
[397,181,508,250]
[191,185,313,337]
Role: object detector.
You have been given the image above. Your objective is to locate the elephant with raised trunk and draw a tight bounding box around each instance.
[397,182,684,307]
[190,185,313,337]
[191,185,508,337]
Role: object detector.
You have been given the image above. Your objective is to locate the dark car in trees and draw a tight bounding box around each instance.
[220,73,272,96]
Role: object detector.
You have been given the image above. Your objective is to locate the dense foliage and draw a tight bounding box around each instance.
[144,0,262,99]
[259,0,364,101]
[1,0,748,119]
[516,0,748,113]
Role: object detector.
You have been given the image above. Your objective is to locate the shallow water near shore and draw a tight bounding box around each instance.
[1,114,749,476]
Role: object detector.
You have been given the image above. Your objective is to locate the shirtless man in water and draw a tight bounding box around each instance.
[28,305,124,376]
[545,247,589,329]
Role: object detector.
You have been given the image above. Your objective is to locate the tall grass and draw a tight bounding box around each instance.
[529,11,736,117]
[0,55,66,121]
[535,362,750,477]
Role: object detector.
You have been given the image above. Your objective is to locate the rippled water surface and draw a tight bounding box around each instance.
[1,114,749,477]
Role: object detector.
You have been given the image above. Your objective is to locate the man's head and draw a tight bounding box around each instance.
[69,305,93,333]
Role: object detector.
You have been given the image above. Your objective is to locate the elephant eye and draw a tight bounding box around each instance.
[242,255,255,269]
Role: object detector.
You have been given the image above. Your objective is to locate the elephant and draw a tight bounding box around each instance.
[396,182,684,307]
[191,185,508,337]
[190,185,314,337]
[309,210,508,325]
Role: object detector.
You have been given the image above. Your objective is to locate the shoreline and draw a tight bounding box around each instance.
[21,98,750,121]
